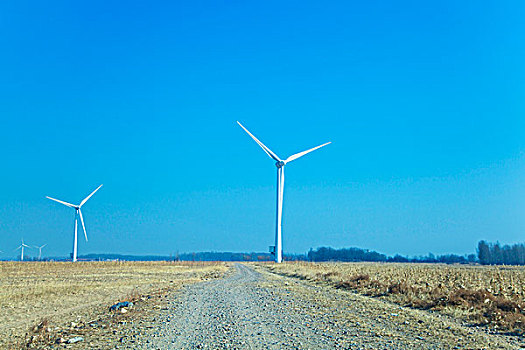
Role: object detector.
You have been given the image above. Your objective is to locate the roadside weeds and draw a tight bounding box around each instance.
[262,262,525,337]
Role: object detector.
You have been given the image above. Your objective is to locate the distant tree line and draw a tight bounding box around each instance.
[67,240,525,266]
[307,241,525,266]
[307,247,476,264]
[178,252,273,262]
[387,253,477,264]
[177,251,306,262]
[307,247,387,262]
[477,240,525,265]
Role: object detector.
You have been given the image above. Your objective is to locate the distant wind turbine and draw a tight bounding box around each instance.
[237,121,330,263]
[15,239,31,261]
[35,244,47,260]
[46,185,103,262]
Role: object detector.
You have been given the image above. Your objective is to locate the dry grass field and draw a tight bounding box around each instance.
[265,262,525,335]
[0,261,228,348]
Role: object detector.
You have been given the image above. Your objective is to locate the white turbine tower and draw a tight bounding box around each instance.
[46,185,103,262]
[15,239,31,261]
[35,244,47,260]
[237,121,330,263]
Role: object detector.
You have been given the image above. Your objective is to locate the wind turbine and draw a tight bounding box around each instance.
[46,185,103,262]
[15,239,31,261]
[237,121,330,263]
[35,244,47,260]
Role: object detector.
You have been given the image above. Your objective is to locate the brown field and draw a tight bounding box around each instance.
[264,262,525,335]
[0,261,228,348]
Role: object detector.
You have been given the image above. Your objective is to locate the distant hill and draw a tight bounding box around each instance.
[77,252,286,262]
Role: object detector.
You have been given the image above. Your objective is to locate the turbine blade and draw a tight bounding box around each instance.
[237,121,281,162]
[79,210,88,241]
[285,142,331,164]
[15,246,21,251]
[46,196,76,208]
[80,184,103,207]
[41,244,47,249]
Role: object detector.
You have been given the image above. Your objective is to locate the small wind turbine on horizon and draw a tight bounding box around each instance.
[237,121,330,263]
[46,185,103,262]
[35,244,47,260]
[15,239,31,261]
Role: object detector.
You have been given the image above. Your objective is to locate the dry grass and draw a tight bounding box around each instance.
[264,262,525,335]
[0,261,228,348]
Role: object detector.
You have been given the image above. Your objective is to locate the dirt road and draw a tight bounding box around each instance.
[140,264,519,349]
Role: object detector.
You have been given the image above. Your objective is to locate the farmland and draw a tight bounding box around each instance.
[1,261,523,349]
[0,261,227,348]
[264,262,525,335]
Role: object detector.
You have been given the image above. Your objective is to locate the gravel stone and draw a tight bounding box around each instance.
[137,264,519,349]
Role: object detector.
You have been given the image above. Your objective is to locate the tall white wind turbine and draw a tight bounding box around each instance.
[46,185,103,262]
[237,121,330,263]
[35,244,47,260]
[15,239,31,261]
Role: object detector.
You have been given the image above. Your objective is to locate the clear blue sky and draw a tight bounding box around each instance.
[0,1,523,258]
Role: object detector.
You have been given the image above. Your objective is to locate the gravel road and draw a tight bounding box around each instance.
[141,264,520,349]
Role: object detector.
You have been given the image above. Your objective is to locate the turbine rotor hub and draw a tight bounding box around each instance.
[275,161,285,168]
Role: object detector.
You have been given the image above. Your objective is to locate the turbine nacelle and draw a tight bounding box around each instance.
[237,121,331,166]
